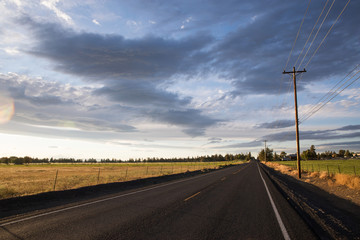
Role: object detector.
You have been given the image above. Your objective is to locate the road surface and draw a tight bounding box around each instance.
[0,160,317,239]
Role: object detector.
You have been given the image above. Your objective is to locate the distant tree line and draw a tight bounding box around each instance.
[302,146,353,160]
[135,153,252,163]
[257,145,355,161]
[0,153,252,165]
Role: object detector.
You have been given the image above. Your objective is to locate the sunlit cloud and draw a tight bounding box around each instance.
[92,19,100,25]
[41,0,74,25]
[0,95,14,124]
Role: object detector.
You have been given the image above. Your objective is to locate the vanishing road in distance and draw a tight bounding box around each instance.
[0,160,317,239]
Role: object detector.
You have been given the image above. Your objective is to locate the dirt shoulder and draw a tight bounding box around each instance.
[261,162,360,239]
[263,161,360,206]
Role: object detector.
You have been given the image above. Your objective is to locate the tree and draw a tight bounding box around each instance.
[280,151,287,159]
[345,150,351,158]
[258,148,273,161]
[301,145,317,160]
[274,152,280,161]
[338,149,345,158]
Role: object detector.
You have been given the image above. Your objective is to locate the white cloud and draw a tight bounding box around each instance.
[7,0,22,7]
[149,20,156,24]
[180,16,192,29]
[92,19,100,25]
[126,20,138,26]
[41,0,74,25]
[4,47,20,55]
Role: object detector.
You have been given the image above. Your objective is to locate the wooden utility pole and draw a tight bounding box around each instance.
[264,140,267,162]
[282,67,306,178]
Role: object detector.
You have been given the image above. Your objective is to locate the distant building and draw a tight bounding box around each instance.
[281,157,291,161]
[281,154,296,161]
[353,152,360,158]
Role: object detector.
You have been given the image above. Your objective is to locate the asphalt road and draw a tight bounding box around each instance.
[0,160,317,240]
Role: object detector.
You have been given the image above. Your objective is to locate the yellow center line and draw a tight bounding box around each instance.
[232,164,250,174]
[184,191,201,202]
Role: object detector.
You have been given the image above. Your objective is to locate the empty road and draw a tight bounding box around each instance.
[0,160,317,239]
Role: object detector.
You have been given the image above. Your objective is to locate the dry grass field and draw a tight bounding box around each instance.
[0,161,241,199]
[267,161,360,190]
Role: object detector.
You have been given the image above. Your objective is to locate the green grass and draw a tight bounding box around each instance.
[273,159,360,176]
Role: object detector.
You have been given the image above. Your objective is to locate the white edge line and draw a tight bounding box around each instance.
[257,163,291,240]
[0,166,230,227]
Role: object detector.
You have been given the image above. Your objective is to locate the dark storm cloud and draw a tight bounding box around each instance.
[17,16,219,136]
[22,16,213,81]
[213,140,263,149]
[94,81,191,107]
[217,124,360,149]
[149,109,220,137]
[211,0,360,96]
[263,127,360,142]
[336,125,360,131]
[0,73,72,106]
[0,73,137,133]
[320,141,360,147]
[15,0,360,137]
[256,119,294,129]
[207,137,222,144]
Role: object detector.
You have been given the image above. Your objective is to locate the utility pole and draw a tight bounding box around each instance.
[264,140,267,162]
[283,67,306,178]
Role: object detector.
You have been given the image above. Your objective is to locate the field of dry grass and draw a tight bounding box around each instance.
[0,161,241,199]
[265,161,360,190]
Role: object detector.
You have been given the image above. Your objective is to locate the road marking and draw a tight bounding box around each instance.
[221,177,226,181]
[0,166,239,227]
[232,163,250,174]
[257,164,291,240]
[184,191,201,201]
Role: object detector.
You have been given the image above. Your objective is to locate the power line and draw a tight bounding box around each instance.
[284,0,312,71]
[274,0,312,124]
[300,66,360,122]
[294,0,329,67]
[300,66,360,123]
[297,0,336,69]
[299,64,360,122]
[304,0,352,69]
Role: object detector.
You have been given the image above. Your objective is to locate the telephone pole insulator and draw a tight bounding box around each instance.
[282,67,306,179]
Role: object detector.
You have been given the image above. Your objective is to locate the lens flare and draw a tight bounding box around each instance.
[0,96,15,124]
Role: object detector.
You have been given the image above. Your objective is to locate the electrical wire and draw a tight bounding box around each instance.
[304,0,352,69]
[299,64,360,121]
[297,0,336,69]
[294,0,329,67]
[274,0,312,130]
[299,66,360,123]
[284,0,312,71]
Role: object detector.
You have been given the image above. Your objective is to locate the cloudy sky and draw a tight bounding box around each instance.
[0,0,359,160]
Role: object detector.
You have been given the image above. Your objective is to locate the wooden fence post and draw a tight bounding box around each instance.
[97,168,101,184]
[53,169,59,191]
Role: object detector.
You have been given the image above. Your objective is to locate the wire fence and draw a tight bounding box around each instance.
[276,160,358,176]
[0,161,240,199]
